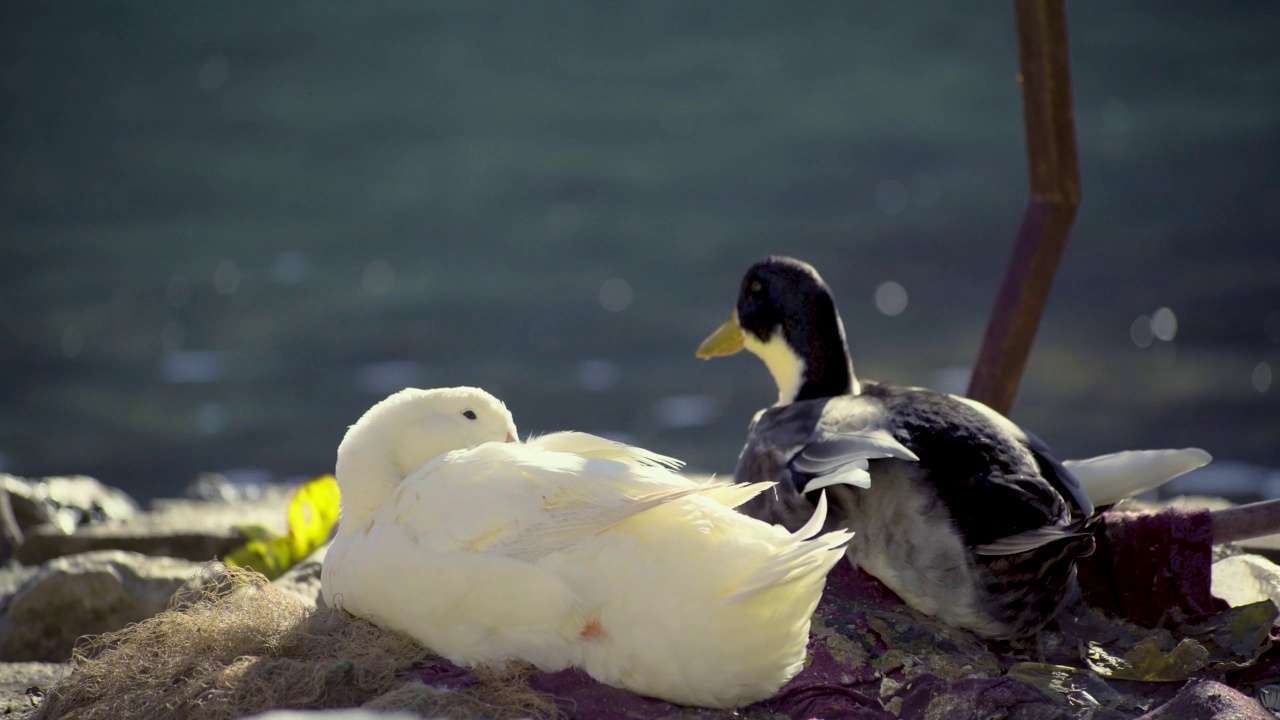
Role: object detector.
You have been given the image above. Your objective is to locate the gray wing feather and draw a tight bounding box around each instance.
[973,525,1089,556]
[792,430,919,474]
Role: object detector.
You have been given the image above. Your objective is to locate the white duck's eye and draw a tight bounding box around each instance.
[462,410,477,420]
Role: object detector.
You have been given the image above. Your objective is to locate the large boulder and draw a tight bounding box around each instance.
[0,550,200,661]
[0,563,39,610]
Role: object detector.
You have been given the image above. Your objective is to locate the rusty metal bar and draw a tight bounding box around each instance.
[967,0,1081,415]
[1211,499,1280,545]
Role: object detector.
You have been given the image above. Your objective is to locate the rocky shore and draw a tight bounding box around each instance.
[0,473,327,713]
[5,472,1280,719]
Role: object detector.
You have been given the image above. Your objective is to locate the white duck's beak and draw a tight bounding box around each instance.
[506,432,518,443]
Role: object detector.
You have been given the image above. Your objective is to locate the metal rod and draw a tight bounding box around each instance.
[1211,499,1280,545]
[967,0,1081,415]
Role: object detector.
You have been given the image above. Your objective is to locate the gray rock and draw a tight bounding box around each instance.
[16,522,244,567]
[1213,553,1280,608]
[16,492,293,566]
[0,661,68,716]
[273,541,330,608]
[1,474,140,535]
[0,563,39,617]
[0,550,200,662]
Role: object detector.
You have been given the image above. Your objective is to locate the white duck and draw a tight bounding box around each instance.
[320,386,852,709]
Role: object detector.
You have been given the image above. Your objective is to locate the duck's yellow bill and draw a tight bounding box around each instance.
[696,312,745,359]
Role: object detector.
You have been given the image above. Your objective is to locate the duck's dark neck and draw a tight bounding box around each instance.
[794,357,857,403]
[790,322,859,403]
[752,310,858,406]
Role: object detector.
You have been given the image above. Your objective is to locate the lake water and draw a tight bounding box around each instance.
[2,1,1277,501]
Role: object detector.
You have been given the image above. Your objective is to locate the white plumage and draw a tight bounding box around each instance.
[1064,448,1212,508]
[321,386,852,709]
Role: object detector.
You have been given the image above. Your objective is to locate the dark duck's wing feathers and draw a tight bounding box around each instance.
[739,384,1092,551]
[705,256,1099,639]
[736,383,1097,639]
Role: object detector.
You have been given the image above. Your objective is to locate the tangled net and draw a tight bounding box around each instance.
[31,563,561,720]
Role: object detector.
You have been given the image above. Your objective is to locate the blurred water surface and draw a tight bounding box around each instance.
[2,1,1278,500]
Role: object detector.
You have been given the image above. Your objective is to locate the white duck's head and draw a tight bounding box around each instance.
[335,386,519,525]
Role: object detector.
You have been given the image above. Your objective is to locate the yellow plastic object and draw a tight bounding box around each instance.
[286,475,342,560]
[224,475,342,580]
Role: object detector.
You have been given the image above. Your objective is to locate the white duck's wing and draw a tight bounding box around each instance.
[525,430,772,510]
[498,478,707,563]
[386,442,745,563]
[330,442,724,667]
[525,431,684,469]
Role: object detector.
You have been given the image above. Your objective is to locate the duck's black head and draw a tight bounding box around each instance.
[697,256,858,404]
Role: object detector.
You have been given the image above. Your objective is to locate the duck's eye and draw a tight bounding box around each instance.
[749,280,763,294]
[462,410,477,420]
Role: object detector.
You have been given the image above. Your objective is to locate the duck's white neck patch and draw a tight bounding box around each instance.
[743,327,806,406]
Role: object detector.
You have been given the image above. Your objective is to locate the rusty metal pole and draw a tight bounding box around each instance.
[967,0,1081,416]
[971,2,1280,543]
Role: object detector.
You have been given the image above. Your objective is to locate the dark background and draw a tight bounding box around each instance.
[3,2,1278,502]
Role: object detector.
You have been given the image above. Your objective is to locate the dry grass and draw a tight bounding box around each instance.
[31,563,561,720]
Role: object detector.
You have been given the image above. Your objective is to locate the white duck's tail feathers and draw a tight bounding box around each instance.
[722,530,851,603]
[524,431,685,469]
[723,491,852,603]
[697,480,775,510]
[1065,448,1212,508]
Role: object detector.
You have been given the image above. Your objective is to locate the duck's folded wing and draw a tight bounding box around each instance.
[950,395,1096,518]
[790,429,919,493]
[524,430,772,509]
[389,443,724,563]
[745,396,917,494]
[525,431,684,469]
[498,482,710,562]
[972,524,1090,556]
[973,446,1212,555]
[1021,428,1095,518]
